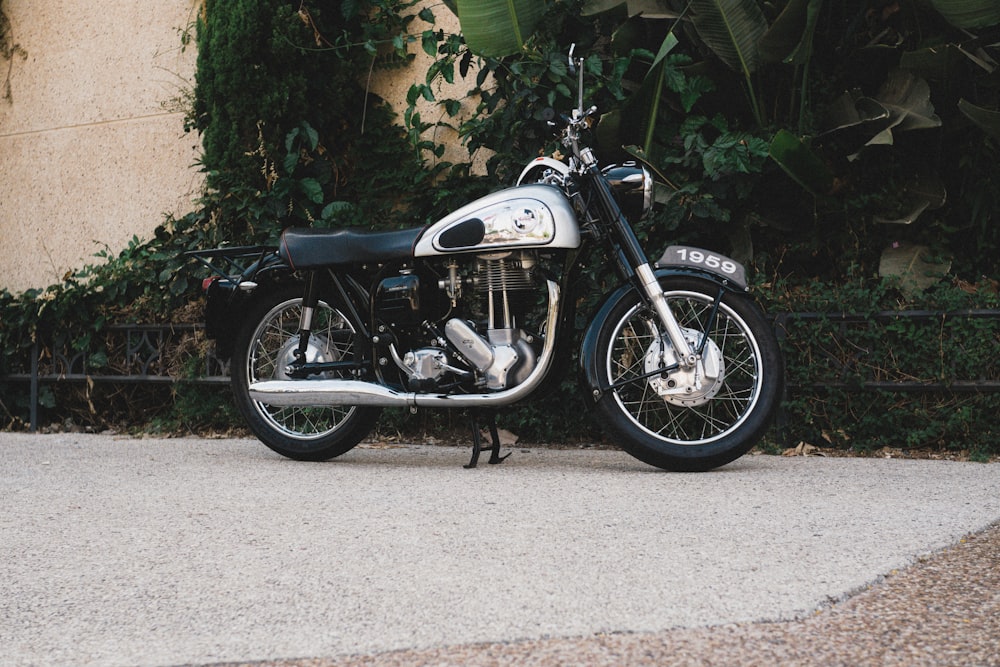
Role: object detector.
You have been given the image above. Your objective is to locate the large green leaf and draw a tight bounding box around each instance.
[874,69,941,133]
[929,0,1000,29]
[758,0,823,65]
[769,130,835,196]
[959,99,1000,140]
[687,0,769,125]
[581,0,682,17]
[687,0,769,76]
[456,0,548,56]
[873,171,947,225]
[878,242,951,297]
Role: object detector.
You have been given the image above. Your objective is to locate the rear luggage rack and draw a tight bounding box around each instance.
[186,245,277,287]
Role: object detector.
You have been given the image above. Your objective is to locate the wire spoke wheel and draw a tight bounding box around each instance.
[609,296,759,443]
[594,276,782,471]
[247,298,355,438]
[232,287,379,461]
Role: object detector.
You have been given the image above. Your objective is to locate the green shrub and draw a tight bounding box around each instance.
[761,276,1000,455]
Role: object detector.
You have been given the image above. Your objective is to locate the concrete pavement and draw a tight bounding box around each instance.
[1,433,998,667]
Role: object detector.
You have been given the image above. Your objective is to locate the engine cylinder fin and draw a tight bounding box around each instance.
[477,257,533,293]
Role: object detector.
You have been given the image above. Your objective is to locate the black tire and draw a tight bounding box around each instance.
[231,286,380,461]
[593,276,783,471]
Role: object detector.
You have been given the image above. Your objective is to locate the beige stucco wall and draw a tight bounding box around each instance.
[0,0,204,293]
[0,1,475,294]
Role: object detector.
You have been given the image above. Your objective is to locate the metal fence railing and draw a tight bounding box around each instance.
[2,323,229,431]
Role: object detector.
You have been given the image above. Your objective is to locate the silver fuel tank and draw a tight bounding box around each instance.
[413,184,581,257]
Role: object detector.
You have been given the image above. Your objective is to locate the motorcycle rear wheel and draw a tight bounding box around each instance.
[593,276,783,472]
[231,286,380,461]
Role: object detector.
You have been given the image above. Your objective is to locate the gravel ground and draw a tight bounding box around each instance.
[206,521,1000,667]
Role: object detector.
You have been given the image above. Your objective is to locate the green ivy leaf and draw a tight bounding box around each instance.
[299,178,324,204]
[422,30,438,57]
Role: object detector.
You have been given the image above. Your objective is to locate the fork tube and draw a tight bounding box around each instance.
[635,264,698,367]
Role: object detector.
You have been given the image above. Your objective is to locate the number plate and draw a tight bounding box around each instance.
[655,246,747,290]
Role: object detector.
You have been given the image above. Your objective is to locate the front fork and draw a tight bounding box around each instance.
[634,263,700,368]
[581,150,699,368]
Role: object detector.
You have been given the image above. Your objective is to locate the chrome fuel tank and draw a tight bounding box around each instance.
[413,184,581,257]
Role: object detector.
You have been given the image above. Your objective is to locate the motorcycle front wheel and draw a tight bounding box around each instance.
[592,276,783,472]
[231,286,380,461]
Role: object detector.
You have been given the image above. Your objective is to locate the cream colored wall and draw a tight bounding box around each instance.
[0,1,475,294]
[0,0,203,293]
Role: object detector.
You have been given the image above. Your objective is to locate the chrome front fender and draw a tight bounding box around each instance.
[516,156,571,185]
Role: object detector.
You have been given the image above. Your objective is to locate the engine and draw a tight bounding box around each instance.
[373,251,542,392]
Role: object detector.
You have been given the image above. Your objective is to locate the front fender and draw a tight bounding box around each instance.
[579,267,746,398]
[516,156,570,185]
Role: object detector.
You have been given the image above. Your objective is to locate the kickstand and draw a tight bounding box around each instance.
[464,412,512,469]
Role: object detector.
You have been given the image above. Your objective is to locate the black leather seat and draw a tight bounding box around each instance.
[279,226,423,269]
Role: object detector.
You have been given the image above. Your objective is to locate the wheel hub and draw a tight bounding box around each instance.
[273,334,336,380]
[644,328,725,407]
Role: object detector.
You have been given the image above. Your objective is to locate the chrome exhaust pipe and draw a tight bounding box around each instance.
[248,379,414,407]
[248,281,561,409]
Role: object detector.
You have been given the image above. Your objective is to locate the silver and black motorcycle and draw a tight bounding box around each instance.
[190,49,783,471]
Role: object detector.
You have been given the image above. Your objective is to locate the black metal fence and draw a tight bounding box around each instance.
[773,309,1000,392]
[2,323,229,431]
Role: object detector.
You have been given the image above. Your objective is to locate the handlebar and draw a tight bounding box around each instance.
[539,45,601,167]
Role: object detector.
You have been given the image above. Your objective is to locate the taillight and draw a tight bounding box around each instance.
[202,277,218,292]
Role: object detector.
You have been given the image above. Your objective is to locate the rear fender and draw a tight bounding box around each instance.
[203,252,295,360]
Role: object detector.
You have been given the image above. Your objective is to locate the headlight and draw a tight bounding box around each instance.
[603,163,653,222]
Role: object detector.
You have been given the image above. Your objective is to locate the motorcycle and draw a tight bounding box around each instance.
[189,48,783,471]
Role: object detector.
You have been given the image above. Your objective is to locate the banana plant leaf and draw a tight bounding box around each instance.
[959,99,1000,140]
[929,0,1000,29]
[582,0,681,17]
[873,170,947,225]
[821,90,890,132]
[758,0,823,65]
[818,89,892,158]
[769,129,836,196]
[687,0,769,125]
[687,0,769,76]
[873,200,932,225]
[878,241,951,297]
[874,69,942,133]
[455,0,548,56]
[816,71,940,161]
